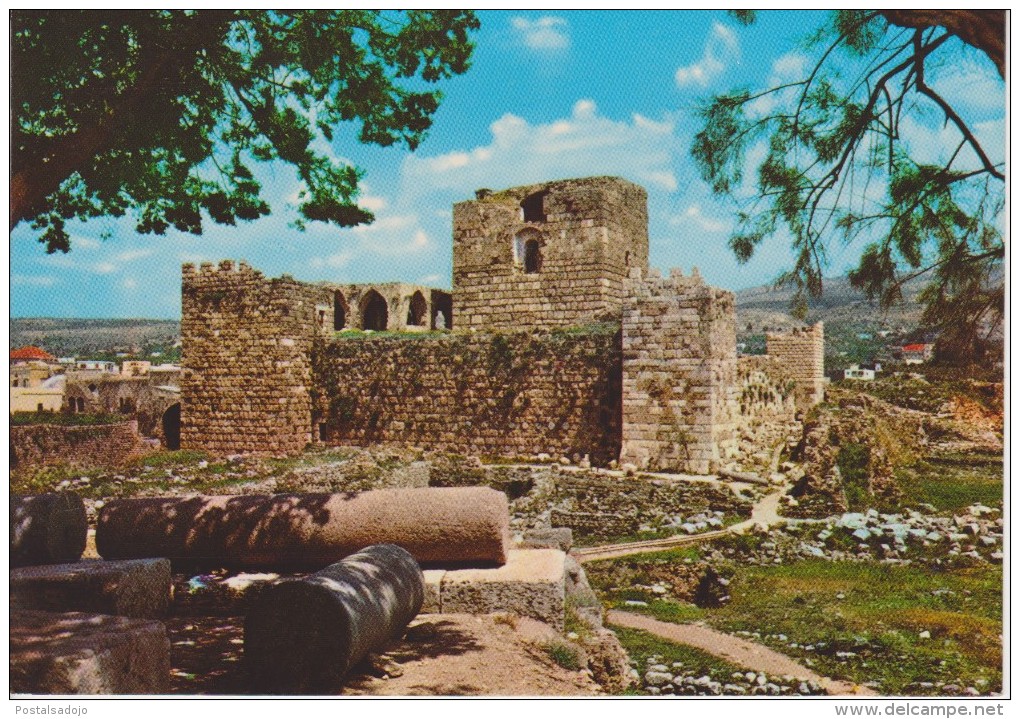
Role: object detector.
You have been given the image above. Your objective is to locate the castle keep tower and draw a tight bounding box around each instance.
[452,177,648,330]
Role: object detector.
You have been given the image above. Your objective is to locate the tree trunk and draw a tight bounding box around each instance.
[881,10,1006,79]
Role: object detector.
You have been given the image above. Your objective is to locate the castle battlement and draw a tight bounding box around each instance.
[178,176,824,470]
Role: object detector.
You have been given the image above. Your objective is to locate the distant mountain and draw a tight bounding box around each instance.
[735,275,927,334]
[9,318,181,357]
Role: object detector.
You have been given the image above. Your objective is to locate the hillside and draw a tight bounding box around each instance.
[9,318,181,357]
[734,275,926,334]
[11,278,927,366]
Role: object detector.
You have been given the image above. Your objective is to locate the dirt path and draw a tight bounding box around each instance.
[573,483,789,562]
[607,610,876,696]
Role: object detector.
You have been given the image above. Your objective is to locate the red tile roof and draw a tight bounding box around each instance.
[902,343,929,352]
[10,346,57,362]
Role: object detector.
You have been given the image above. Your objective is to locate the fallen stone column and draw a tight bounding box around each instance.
[11,493,88,567]
[10,558,172,619]
[10,609,170,694]
[245,543,424,694]
[97,487,510,570]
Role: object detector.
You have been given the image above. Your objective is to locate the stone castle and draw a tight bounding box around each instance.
[180,176,824,473]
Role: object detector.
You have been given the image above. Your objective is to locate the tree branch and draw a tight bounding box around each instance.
[881,10,1005,78]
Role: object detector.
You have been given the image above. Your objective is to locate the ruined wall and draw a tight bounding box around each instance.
[180,261,331,456]
[10,421,146,471]
[453,177,648,331]
[619,268,738,474]
[64,373,180,439]
[313,326,622,464]
[765,322,825,409]
[319,282,452,332]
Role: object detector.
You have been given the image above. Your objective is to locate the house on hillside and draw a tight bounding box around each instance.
[901,343,934,365]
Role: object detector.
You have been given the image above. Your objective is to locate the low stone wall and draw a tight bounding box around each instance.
[10,421,146,471]
[314,326,622,465]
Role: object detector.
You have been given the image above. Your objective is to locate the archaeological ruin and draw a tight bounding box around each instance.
[180,176,824,473]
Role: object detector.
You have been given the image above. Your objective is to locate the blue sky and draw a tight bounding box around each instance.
[9,10,1005,319]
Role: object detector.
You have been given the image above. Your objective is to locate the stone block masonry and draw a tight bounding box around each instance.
[766,322,825,410]
[315,326,622,465]
[177,177,824,468]
[453,177,648,331]
[181,260,331,456]
[10,421,146,471]
[619,268,738,474]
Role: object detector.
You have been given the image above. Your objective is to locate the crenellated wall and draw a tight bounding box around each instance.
[177,177,824,470]
[766,322,826,409]
[618,267,739,474]
[180,260,331,456]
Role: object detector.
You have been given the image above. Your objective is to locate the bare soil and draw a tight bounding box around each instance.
[166,613,601,696]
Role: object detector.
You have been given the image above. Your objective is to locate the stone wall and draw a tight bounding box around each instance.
[453,177,648,331]
[10,421,145,471]
[313,326,622,464]
[64,373,180,440]
[619,268,738,474]
[765,322,825,409]
[180,260,331,456]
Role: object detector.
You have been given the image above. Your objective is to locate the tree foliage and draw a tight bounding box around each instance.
[11,10,479,252]
[692,10,1005,361]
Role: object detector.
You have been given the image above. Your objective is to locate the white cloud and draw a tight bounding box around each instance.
[418,274,442,285]
[121,277,138,290]
[675,22,739,88]
[931,56,1006,116]
[401,100,680,197]
[672,204,729,233]
[358,195,387,212]
[772,52,809,79]
[351,214,415,235]
[410,230,430,249]
[12,274,57,287]
[112,248,155,263]
[70,236,102,250]
[309,251,353,270]
[511,16,569,51]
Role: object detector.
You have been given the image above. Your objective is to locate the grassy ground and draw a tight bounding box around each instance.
[9,446,362,499]
[608,625,748,694]
[593,556,1002,695]
[893,451,1003,513]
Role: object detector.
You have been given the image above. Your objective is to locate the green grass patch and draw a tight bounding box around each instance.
[837,443,872,511]
[10,412,124,426]
[707,560,1002,694]
[893,453,1003,513]
[131,449,208,468]
[608,598,708,624]
[609,625,746,681]
[542,639,584,671]
[588,552,1002,696]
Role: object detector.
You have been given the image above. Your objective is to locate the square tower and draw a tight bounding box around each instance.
[452,176,648,330]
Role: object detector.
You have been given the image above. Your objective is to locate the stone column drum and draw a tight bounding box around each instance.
[244,543,424,694]
[96,487,510,570]
[10,493,88,567]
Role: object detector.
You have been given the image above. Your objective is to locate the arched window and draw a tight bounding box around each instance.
[524,239,542,274]
[360,290,388,331]
[333,291,348,331]
[513,228,542,273]
[407,291,427,326]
